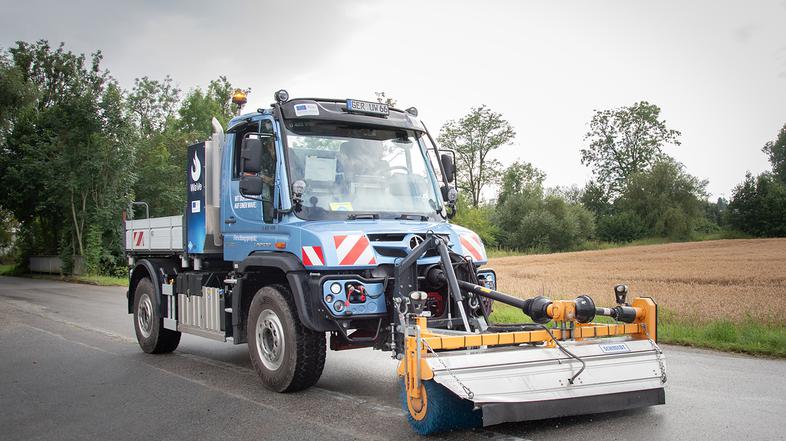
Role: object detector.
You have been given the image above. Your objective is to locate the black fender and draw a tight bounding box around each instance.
[238,251,335,332]
[128,258,180,315]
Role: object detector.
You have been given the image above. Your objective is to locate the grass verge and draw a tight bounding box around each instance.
[27,273,128,287]
[0,264,16,276]
[485,229,751,258]
[489,303,786,358]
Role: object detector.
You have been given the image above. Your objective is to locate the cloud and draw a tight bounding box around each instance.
[733,24,757,44]
[0,0,367,89]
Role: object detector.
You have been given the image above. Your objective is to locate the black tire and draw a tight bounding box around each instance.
[247,284,326,392]
[133,278,181,354]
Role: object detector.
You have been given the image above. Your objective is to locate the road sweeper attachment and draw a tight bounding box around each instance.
[394,234,666,434]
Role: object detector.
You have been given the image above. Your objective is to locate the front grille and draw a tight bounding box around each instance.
[367,233,407,242]
[369,232,452,260]
[373,247,408,258]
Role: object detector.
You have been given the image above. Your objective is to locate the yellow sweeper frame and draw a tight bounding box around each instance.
[398,297,658,421]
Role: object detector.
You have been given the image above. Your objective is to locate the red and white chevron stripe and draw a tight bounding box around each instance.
[132,231,144,247]
[460,233,485,261]
[334,234,376,266]
[301,246,324,266]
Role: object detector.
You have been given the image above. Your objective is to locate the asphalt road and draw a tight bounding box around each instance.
[1,276,785,440]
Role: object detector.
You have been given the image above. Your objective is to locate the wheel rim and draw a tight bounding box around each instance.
[256,309,285,371]
[137,293,154,338]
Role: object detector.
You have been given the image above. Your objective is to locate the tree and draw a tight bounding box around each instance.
[728,173,786,237]
[727,123,786,237]
[762,123,786,184]
[178,76,235,140]
[0,40,135,273]
[0,53,34,142]
[127,76,189,216]
[0,208,17,255]
[547,185,584,205]
[438,106,515,207]
[497,161,545,205]
[580,180,613,216]
[616,158,707,239]
[127,76,180,137]
[582,101,681,195]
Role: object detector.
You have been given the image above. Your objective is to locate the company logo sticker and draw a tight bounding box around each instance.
[599,343,630,353]
[334,234,376,266]
[294,103,319,117]
[191,152,201,182]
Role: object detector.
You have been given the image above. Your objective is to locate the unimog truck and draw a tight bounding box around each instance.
[125,90,666,434]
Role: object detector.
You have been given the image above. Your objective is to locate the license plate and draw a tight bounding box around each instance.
[346,99,389,116]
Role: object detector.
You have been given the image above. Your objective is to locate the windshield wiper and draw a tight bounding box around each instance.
[396,213,430,221]
[347,213,379,220]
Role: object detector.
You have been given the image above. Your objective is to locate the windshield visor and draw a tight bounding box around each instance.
[285,121,442,221]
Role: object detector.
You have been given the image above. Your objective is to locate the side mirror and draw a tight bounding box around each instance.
[239,175,264,196]
[441,186,458,219]
[447,187,458,203]
[440,153,455,183]
[241,137,263,173]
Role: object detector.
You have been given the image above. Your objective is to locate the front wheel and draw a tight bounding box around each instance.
[133,278,181,353]
[247,284,326,392]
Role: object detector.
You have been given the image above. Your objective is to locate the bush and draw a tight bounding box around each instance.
[84,225,103,275]
[452,196,499,247]
[495,193,595,252]
[597,211,646,242]
[616,158,707,238]
[658,206,691,240]
[58,234,74,275]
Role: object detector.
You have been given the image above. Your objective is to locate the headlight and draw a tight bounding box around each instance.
[330,282,342,294]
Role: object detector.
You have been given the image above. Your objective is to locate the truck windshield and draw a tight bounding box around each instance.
[284,120,442,221]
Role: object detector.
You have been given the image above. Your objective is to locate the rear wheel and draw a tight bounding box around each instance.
[400,379,482,435]
[248,284,326,392]
[133,278,180,353]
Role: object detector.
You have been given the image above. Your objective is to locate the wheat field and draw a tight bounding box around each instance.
[488,238,786,323]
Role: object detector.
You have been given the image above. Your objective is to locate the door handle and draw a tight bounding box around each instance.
[225,216,236,224]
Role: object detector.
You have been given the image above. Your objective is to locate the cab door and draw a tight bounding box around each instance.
[222,117,277,234]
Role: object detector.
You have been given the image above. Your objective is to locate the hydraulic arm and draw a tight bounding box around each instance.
[395,233,665,434]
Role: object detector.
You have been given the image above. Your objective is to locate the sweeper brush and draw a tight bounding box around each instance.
[393,234,666,434]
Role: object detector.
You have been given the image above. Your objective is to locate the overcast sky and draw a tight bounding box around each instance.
[2,0,785,199]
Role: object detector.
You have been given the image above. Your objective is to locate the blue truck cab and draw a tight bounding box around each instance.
[125,92,495,393]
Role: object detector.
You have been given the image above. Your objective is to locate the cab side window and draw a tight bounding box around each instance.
[232,122,258,179]
[234,120,276,222]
